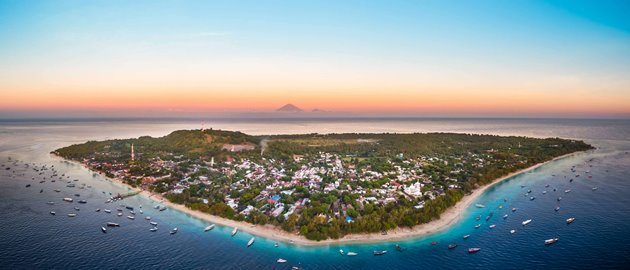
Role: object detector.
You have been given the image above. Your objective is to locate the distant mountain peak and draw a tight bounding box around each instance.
[276,104,303,112]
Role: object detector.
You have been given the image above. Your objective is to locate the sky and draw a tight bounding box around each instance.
[0,0,629,119]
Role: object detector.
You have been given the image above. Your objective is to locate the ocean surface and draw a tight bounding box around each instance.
[1,118,629,270]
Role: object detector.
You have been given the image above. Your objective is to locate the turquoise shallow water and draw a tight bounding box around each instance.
[1,118,629,269]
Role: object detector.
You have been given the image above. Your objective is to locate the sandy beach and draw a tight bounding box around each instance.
[58,152,578,246]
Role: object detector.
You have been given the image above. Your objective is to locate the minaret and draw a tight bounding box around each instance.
[210,157,215,167]
[131,144,135,161]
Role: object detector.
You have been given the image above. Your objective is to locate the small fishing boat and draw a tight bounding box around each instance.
[63,197,73,202]
[489,224,496,229]
[447,244,458,249]
[127,216,135,220]
[566,217,576,224]
[564,189,571,193]
[204,224,215,232]
[231,227,238,236]
[95,208,101,212]
[347,252,358,256]
[512,208,517,212]
[468,248,481,253]
[78,200,87,204]
[101,227,107,233]
[247,237,255,247]
[145,216,151,220]
[555,206,560,211]
[545,238,559,245]
[373,250,387,255]
[542,191,547,194]
[530,196,536,201]
[47,201,55,205]
[50,211,56,215]
[150,227,158,232]
[339,249,344,255]
[25,184,31,188]
[274,242,279,247]
[67,213,76,217]
[117,213,122,217]
[475,204,485,208]
[475,224,481,229]
[150,221,158,226]
[74,207,80,211]
[104,209,111,213]
[592,187,598,191]
[277,258,287,263]
[106,222,120,227]
[510,229,516,234]
[170,228,178,235]
[463,235,470,239]
[503,214,508,219]
[522,219,532,226]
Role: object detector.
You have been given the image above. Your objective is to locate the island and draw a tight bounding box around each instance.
[52,129,593,244]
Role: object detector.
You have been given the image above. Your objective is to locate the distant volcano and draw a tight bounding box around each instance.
[276,104,303,112]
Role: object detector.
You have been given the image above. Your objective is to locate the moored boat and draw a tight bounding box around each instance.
[510,229,516,234]
[566,217,576,224]
[170,228,178,235]
[67,213,76,217]
[101,226,107,233]
[63,197,73,202]
[489,224,496,229]
[463,234,470,239]
[545,238,559,245]
[277,258,287,263]
[475,204,485,208]
[247,237,255,247]
[127,215,135,220]
[522,219,532,225]
[204,224,215,232]
[150,227,158,232]
[104,209,111,213]
[150,221,158,226]
[50,211,56,215]
[339,249,344,255]
[347,252,358,256]
[106,222,120,227]
[468,248,481,253]
[231,227,238,236]
[373,250,387,255]
[447,244,458,249]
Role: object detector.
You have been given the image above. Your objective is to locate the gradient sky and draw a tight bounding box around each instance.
[1,0,629,118]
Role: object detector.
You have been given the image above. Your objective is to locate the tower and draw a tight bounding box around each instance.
[131,144,135,161]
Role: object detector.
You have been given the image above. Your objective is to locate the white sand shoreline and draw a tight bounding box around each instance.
[54,152,579,246]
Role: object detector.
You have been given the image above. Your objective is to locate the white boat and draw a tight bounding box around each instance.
[545,238,559,245]
[63,197,73,202]
[475,204,485,208]
[347,252,358,256]
[503,214,508,219]
[522,219,532,225]
[566,217,576,224]
[101,226,107,233]
[47,201,55,205]
[145,216,151,220]
[117,213,122,216]
[170,228,178,235]
[231,227,238,236]
[592,187,598,191]
[50,211,56,215]
[510,229,516,234]
[67,213,76,217]
[247,237,255,247]
[489,224,496,229]
[274,242,279,247]
[150,227,158,232]
[104,209,111,213]
[150,221,158,226]
[139,210,143,214]
[127,216,135,220]
[564,189,571,193]
[204,224,215,231]
[277,259,287,263]
[339,249,344,255]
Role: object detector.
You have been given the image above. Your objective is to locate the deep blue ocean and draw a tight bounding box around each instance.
[1,118,629,269]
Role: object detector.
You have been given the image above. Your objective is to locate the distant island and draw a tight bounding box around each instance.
[276,104,304,112]
[53,130,593,242]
